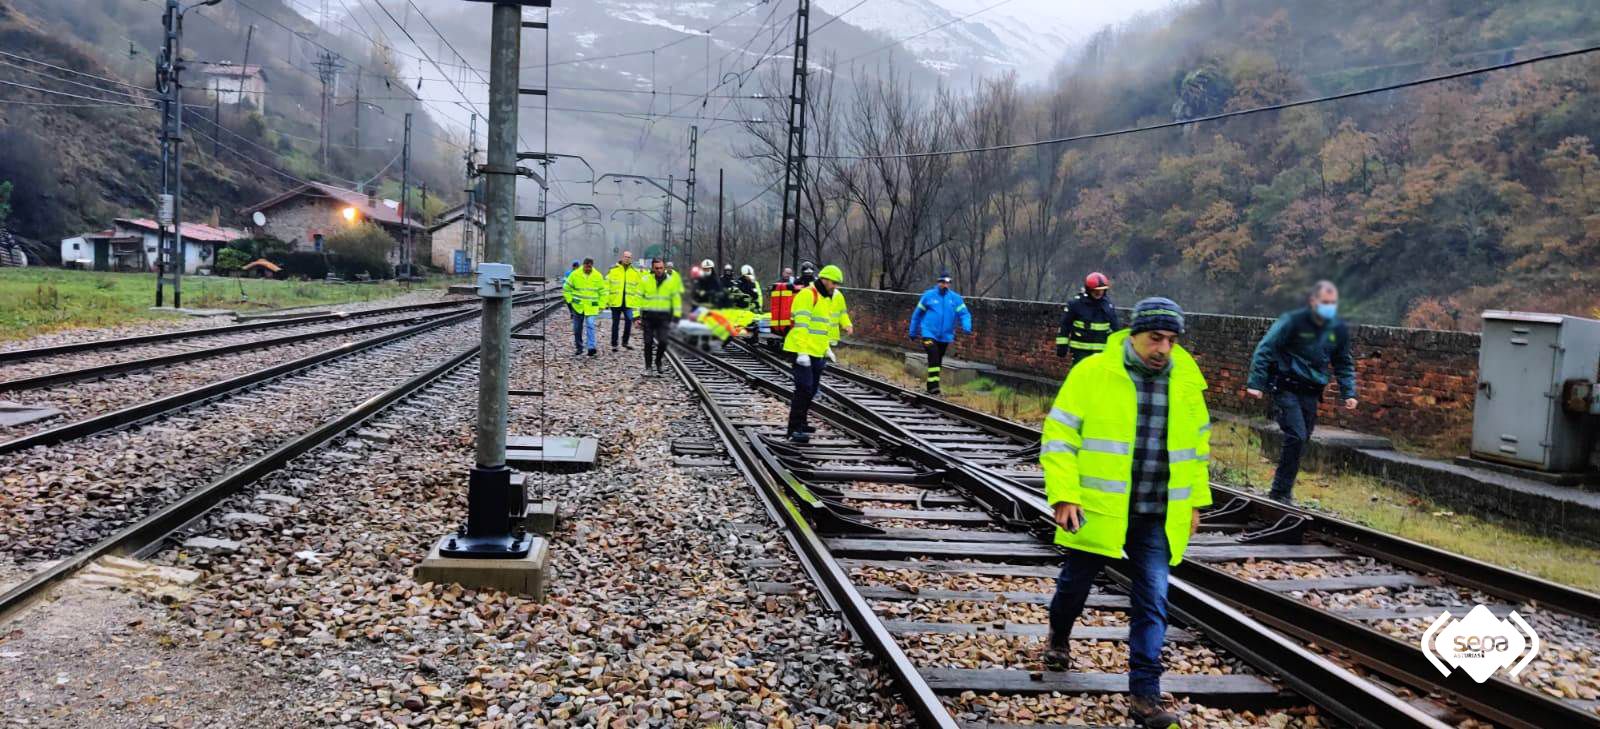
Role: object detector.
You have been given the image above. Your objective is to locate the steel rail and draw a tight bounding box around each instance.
[748,343,1600,616]
[0,308,469,391]
[665,345,958,728]
[0,291,551,456]
[0,296,480,364]
[682,343,1448,729]
[735,342,1600,728]
[0,296,563,625]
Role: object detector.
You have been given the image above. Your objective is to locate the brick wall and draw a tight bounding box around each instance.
[845,288,1480,446]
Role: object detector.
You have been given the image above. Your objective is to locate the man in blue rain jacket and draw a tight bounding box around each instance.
[908,271,973,395]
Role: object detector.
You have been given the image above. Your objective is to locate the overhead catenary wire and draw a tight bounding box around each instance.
[813,42,1600,160]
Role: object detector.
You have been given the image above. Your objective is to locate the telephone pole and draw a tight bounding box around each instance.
[313,51,343,167]
[682,124,697,262]
[776,0,812,273]
[399,111,413,278]
[232,24,255,124]
[352,66,363,156]
[715,168,724,272]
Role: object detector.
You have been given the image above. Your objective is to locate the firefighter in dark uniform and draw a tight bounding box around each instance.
[1055,271,1118,365]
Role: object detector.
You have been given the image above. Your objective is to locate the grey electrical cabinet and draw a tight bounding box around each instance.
[1472,311,1600,472]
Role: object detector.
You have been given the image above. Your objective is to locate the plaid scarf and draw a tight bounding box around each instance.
[1124,339,1171,516]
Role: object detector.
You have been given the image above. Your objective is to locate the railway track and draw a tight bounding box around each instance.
[0,295,479,365]
[671,339,1600,728]
[0,289,560,622]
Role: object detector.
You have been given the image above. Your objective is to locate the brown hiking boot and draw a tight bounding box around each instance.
[1129,695,1180,729]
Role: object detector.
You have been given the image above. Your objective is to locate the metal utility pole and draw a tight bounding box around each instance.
[715,168,724,272]
[682,125,697,262]
[662,173,673,261]
[399,111,413,278]
[352,66,363,155]
[431,0,547,561]
[460,112,478,274]
[776,0,812,273]
[313,51,343,167]
[155,0,221,308]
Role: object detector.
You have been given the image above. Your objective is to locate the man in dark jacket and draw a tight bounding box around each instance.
[1246,280,1358,504]
[1055,271,1118,365]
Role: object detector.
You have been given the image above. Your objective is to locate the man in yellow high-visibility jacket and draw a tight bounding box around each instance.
[1039,297,1210,729]
[782,265,851,443]
[605,251,643,351]
[636,257,682,376]
[563,257,608,357]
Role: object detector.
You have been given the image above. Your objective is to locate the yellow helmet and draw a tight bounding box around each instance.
[817,264,844,284]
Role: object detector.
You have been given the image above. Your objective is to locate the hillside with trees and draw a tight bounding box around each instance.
[0,0,460,256]
[730,0,1600,328]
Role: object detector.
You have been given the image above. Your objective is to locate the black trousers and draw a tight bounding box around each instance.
[922,338,948,392]
[640,315,670,370]
[610,307,634,347]
[1270,388,1321,500]
[787,357,827,433]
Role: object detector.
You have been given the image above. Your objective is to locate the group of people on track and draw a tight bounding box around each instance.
[566,252,1358,728]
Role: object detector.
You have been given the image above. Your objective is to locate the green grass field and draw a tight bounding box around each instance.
[837,344,1600,592]
[0,269,434,342]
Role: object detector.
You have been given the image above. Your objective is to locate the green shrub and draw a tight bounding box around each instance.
[325,222,395,279]
[214,248,252,273]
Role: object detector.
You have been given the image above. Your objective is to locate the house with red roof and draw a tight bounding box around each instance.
[59,218,246,273]
[243,182,429,264]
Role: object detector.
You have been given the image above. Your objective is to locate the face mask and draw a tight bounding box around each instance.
[1315,303,1338,321]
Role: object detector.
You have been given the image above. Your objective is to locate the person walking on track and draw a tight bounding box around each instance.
[1245,280,1357,505]
[908,271,972,395]
[637,257,682,376]
[563,257,608,357]
[783,265,851,443]
[1056,272,1118,365]
[606,251,642,351]
[1039,297,1212,729]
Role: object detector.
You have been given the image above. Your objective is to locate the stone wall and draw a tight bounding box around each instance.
[844,288,1480,446]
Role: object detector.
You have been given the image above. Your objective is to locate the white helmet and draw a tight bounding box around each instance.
[740,264,754,277]
[700,258,715,270]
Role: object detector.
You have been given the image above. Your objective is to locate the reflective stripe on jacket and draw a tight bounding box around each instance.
[605,264,642,308]
[908,287,972,342]
[563,268,609,316]
[637,271,683,316]
[1040,329,1213,565]
[1057,292,1118,350]
[782,284,850,357]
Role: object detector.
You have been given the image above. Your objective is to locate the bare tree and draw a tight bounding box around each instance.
[941,74,1019,294]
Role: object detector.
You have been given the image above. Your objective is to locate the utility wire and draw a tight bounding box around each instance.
[0,79,154,108]
[814,42,1600,160]
[0,50,155,91]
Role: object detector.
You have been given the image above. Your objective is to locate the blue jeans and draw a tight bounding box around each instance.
[1270,388,1321,500]
[610,307,634,347]
[787,357,827,433]
[571,311,597,352]
[1047,515,1170,697]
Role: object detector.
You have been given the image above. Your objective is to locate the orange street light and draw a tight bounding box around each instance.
[342,206,359,222]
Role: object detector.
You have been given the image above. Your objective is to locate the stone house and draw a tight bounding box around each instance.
[427,202,486,274]
[243,182,428,262]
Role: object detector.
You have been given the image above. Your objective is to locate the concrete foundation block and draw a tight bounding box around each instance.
[520,500,560,535]
[414,537,550,600]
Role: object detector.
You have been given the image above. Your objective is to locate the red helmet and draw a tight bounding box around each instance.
[1084,271,1111,291]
